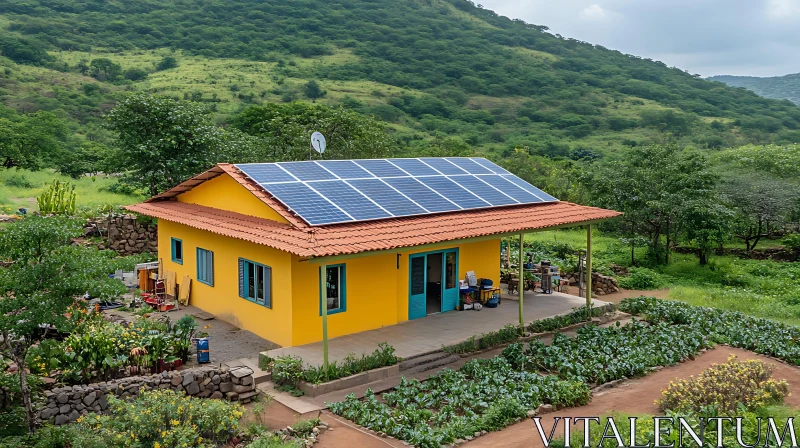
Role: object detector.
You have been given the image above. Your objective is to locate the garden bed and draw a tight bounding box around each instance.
[298,364,400,397]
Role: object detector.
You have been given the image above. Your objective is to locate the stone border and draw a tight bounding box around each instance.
[38,365,255,425]
[298,364,400,397]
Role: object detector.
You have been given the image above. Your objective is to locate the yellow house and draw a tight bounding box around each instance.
[127,158,619,349]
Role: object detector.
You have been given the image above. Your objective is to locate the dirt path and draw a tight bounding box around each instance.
[465,346,800,448]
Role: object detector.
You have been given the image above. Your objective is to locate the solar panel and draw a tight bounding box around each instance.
[280,161,337,181]
[307,180,390,221]
[449,175,517,206]
[417,176,489,209]
[262,183,350,225]
[347,179,426,216]
[236,163,296,183]
[419,158,467,175]
[234,157,559,226]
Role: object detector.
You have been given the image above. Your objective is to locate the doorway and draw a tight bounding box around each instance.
[408,249,459,320]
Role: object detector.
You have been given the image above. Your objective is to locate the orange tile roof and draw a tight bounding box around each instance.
[126,200,621,258]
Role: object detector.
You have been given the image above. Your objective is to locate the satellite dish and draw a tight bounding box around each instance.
[311,132,326,154]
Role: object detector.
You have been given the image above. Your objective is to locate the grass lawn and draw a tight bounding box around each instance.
[0,168,143,213]
[520,228,800,326]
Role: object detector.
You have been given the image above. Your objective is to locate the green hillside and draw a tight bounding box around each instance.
[1,0,799,161]
[709,73,800,106]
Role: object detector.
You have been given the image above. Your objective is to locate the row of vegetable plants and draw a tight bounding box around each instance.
[619,296,800,365]
[329,357,590,447]
[443,304,617,355]
[26,312,201,384]
[505,319,711,384]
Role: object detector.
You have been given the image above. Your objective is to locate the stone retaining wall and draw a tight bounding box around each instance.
[38,365,255,426]
[562,272,620,295]
[82,214,157,256]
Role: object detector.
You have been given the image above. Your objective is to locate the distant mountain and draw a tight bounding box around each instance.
[1,0,800,156]
[709,73,800,105]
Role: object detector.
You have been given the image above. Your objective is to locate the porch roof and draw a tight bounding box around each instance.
[125,199,620,258]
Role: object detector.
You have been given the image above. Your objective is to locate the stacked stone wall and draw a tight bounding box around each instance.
[38,365,255,425]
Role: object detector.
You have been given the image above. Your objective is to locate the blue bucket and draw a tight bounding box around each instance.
[196,338,210,364]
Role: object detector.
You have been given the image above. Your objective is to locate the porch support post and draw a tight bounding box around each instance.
[518,233,524,330]
[320,263,329,369]
[586,225,592,308]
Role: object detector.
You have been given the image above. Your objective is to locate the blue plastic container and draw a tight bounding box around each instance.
[196,338,210,364]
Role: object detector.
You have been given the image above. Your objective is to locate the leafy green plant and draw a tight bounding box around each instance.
[3,173,34,188]
[617,267,665,290]
[272,355,303,387]
[75,389,243,447]
[523,320,710,384]
[36,180,77,215]
[300,343,398,384]
[620,296,800,366]
[330,356,588,447]
[783,233,800,252]
[657,355,789,415]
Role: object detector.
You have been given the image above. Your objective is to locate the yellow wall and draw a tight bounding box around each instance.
[158,220,294,347]
[177,173,288,223]
[292,238,501,346]
[291,252,399,346]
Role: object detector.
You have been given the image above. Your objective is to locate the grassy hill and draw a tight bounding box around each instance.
[1,0,799,160]
[709,73,800,106]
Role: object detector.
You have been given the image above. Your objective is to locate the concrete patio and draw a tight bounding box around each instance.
[265,290,607,367]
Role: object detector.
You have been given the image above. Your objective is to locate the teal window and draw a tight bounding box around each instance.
[238,259,271,308]
[196,248,214,286]
[171,238,183,264]
[319,264,346,315]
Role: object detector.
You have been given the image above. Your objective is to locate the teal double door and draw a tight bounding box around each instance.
[409,249,459,320]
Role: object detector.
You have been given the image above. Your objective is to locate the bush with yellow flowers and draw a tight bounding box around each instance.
[657,355,789,415]
[74,389,243,448]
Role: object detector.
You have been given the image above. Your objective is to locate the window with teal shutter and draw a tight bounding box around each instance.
[196,248,214,286]
[171,238,183,264]
[238,258,272,308]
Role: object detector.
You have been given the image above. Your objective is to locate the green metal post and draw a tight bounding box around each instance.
[320,263,329,369]
[519,233,524,329]
[586,225,592,308]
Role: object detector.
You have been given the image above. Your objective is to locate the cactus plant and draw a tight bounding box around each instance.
[37,180,77,215]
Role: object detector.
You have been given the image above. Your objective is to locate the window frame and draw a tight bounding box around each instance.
[196,247,214,286]
[319,264,346,316]
[239,258,272,309]
[171,238,183,264]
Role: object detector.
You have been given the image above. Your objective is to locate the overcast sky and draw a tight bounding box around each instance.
[478,0,800,77]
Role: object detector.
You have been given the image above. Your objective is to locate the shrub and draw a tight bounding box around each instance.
[479,398,526,431]
[657,355,789,415]
[3,173,34,188]
[617,267,664,290]
[0,372,42,437]
[783,234,800,252]
[528,304,614,333]
[443,325,520,354]
[301,342,398,384]
[75,389,243,447]
[272,355,303,387]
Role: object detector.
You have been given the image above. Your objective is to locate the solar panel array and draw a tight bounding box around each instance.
[235,157,558,226]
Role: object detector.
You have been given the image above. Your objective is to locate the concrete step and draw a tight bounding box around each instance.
[399,351,452,371]
[401,354,460,376]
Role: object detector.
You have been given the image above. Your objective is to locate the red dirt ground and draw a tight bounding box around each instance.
[465,346,800,448]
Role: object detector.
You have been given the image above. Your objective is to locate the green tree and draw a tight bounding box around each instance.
[0,216,126,432]
[681,199,733,265]
[584,144,718,264]
[0,111,68,170]
[107,94,230,195]
[56,141,112,178]
[720,175,800,252]
[89,58,122,81]
[231,102,396,161]
[303,80,326,102]
[155,56,178,71]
